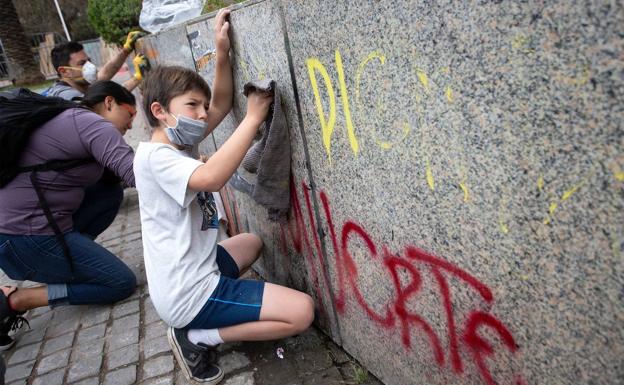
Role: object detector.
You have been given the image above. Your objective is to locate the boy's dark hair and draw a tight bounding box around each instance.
[142,65,211,128]
[81,81,136,109]
[51,42,84,73]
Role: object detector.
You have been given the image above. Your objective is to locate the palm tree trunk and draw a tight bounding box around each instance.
[0,0,44,85]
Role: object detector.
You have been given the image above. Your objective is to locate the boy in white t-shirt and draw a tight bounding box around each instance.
[133,10,314,384]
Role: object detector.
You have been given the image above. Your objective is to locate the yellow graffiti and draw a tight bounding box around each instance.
[459,181,470,203]
[499,220,510,234]
[416,68,429,91]
[355,51,410,150]
[612,236,621,258]
[548,202,558,215]
[537,175,544,191]
[426,158,435,190]
[334,50,359,156]
[561,182,584,201]
[543,203,557,224]
[499,203,510,233]
[239,59,250,81]
[511,34,535,54]
[306,58,336,163]
[445,86,454,103]
[356,51,386,88]
[615,171,624,182]
[543,180,586,224]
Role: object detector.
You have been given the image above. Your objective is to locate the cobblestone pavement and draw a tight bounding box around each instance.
[0,80,383,385]
[1,189,382,385]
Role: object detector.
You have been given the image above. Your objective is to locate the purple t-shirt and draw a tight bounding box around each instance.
[0,108,135,235]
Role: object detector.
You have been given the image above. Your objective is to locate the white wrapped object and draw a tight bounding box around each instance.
[139,0,205,33]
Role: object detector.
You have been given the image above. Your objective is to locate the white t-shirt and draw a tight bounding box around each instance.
[134,142,226,327]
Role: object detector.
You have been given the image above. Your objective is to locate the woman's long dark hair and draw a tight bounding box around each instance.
[81,80,136,109]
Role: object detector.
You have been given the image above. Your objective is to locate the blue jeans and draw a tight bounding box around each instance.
[0,177,135,306]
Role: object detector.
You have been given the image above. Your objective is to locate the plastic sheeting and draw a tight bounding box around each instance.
[139,0,205,33]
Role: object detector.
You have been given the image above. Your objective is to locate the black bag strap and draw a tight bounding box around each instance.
[18,158,94,279]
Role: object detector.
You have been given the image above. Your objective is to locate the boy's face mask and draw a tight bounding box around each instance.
[165,113,207,147]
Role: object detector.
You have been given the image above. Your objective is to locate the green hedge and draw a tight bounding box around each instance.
[87,0,143,45]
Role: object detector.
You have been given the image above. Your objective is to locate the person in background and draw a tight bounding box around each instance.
[47,31,148,101]
[0,81,138,351]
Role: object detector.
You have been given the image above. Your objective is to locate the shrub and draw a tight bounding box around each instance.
[87,0,143,45]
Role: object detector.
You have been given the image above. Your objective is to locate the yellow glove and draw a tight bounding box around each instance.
[123,31,143,51]
[132,54,150,81]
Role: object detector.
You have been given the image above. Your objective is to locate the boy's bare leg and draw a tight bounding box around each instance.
[217,282,314,342]
[218,233,262,275]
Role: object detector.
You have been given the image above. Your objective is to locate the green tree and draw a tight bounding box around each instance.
[87,0,142,45]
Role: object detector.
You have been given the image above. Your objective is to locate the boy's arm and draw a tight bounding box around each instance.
[205,9,233,136]
[188,91,273,192]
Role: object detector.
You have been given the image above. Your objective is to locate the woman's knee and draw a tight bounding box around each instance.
[112,268,137,301]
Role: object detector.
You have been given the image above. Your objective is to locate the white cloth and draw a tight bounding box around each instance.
[134,142,224,328]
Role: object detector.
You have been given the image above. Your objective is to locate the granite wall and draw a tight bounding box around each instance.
[135,1,623,384]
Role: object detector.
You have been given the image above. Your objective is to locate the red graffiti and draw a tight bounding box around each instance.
[341,221,395,327]
[280,178,527,385]
[285,179,327,318]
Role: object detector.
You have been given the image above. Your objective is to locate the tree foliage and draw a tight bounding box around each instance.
[87,0,142,45]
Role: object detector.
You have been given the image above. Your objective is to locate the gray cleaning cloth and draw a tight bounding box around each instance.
[242,79,290,222]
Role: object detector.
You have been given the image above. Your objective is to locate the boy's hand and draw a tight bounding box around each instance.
[246,91,273,124]
[123,31,144,52]
[214,9,231,55]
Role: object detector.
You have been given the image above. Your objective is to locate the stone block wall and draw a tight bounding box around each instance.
[136,1,623,384]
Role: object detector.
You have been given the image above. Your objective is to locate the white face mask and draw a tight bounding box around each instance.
[82,61,98,84]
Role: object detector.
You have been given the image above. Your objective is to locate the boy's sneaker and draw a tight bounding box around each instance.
[167,327,223,384]
[0,288,29,351]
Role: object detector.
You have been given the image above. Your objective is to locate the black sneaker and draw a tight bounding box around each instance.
[0,288,29,351]
[167,327,223,384]
[0,333,14,351]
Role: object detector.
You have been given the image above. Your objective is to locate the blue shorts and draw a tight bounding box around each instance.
[184,245,265,330]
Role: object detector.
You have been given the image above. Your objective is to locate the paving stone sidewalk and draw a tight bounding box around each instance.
[1,188,384,385]
[0,83,383,385]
